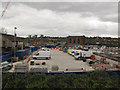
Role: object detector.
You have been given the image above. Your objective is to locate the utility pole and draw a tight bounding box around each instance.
[27,37,29,46]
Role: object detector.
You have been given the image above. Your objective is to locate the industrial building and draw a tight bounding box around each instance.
[1,33,27,53]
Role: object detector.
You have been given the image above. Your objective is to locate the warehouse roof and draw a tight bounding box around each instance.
[1,33,26,42]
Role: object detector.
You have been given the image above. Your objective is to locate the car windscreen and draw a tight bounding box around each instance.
[71,51,75,53]
[36,53,39,56]
[75,53,79,55]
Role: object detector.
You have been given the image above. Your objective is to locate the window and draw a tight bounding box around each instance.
[2,41,5,46]
[74,39,76,43]
[16,41,18,45]
[69,39,72,43]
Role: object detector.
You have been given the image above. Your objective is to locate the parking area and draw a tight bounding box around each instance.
[8,48,120,72]
[29,49,94,72]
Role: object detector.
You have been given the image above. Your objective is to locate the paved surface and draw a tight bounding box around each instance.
[8,50,39,72]
[30,49,94,72]
[8,49,120,72]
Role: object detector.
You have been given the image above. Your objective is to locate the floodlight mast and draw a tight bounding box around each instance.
[14,27,17,57]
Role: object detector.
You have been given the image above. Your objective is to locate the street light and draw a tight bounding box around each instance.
[14,27,17,57]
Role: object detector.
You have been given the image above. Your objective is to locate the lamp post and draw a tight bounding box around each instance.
[14,27,17,57]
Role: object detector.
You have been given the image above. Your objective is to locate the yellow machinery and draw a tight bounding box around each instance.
[68,49,70,54]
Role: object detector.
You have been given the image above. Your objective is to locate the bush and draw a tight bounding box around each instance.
[2,71,120,89]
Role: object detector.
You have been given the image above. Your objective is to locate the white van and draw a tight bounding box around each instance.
[74,50,83,60]
[74,50,93,60]
[33,51,51,60]
[69,49,76,56]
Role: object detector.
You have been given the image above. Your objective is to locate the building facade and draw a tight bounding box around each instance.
[66,36,86,47]
[1,33,26,53]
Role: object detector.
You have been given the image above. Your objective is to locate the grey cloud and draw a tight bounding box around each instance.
[21,2,118,22]
[1,2,118,37]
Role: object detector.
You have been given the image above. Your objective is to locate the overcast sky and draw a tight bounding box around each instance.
[1,2,118,37]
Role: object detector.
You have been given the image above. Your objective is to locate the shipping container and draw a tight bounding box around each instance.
[26,46,40,53]
[16,50,27,60]
[27,46,35,52]
[25,48,31,55]
[1,53,13,62]
[45,45,56,48]
[34,46,40,51]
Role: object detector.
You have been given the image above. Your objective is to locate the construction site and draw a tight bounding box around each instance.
[0,1,120,73]
[1,46,119,73]
[0,1,120,89]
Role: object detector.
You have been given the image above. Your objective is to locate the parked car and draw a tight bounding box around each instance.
[2,65,13,71]
[33,51,51,60]
[1,61,13,71]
